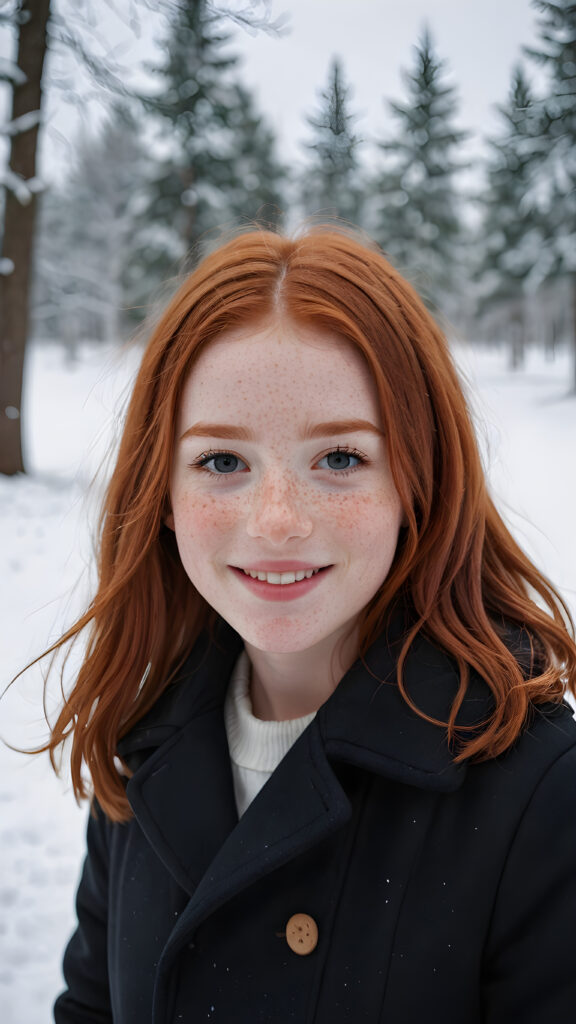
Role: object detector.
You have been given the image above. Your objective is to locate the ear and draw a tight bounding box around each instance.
[164,510,175,531]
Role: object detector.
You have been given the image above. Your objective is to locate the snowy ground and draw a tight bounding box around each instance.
[1,339,575,1023]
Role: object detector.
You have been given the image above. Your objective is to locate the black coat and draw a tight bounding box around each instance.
[54,622,576,1024]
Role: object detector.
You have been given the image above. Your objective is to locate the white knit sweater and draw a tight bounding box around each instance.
[224,650,317,817]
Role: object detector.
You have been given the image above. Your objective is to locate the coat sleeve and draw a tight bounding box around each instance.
[482,742,576,1022]
[53,802,113,1023]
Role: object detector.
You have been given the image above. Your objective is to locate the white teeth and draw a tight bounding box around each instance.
[243,568,321,585]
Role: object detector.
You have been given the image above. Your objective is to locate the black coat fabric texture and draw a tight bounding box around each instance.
[54,621,576,1024]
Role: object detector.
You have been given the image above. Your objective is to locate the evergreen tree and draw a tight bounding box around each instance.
[372,28,467,312]
[524,0,576,384]
[220,82,286,228]
[526,0,576,149]
[475,66,543,367]
[523,1,576,279]
[299,56,364,224]
[143,0,285,274]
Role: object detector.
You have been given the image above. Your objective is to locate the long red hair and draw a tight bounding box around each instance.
[30,227,576,820]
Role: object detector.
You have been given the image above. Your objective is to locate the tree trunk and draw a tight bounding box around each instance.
[508,301,525,371]
[572,273,576,394]
[544,319,557,362]
[0,0,51,475]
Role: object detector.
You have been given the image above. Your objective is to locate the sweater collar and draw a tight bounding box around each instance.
[224,649,317,772]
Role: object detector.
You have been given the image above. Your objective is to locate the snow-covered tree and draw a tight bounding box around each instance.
[219,82,286,228]
[524,0,576,386]
[475,66,544,367]
[299,56,364,224]
[371,28,467,313]
[32,104,150,348]
[0,0,286,474]
[142,0,286,274]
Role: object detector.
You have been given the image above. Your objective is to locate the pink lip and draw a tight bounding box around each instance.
[234,560,326,572]
[230,565,332,602]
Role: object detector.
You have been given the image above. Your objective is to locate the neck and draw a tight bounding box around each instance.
[245,628,358,721]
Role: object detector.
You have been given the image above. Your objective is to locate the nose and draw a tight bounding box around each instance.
[246,471,313,544]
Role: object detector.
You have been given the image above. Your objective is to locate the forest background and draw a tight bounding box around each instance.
[1,0,576,476]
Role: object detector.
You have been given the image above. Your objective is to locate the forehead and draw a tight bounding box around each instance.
[178,318,381,425]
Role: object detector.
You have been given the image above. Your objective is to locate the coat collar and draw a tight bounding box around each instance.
[319,614,495,791]
[117,614,495,957]
[118,613,492,791]
[118,624,243,765]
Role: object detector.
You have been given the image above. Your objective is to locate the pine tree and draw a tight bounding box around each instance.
[299,56,364,224]
[475,66,543,367]
[524,0,576,385]
[142,0,285,274]
[220,82,286,229]
[372,28,467,312]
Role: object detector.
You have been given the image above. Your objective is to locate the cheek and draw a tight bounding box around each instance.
[321,491,403,544]
[172,494,240,546]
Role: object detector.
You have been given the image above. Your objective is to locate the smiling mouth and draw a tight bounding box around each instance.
[236,567,328,585]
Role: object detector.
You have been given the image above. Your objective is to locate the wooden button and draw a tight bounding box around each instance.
[285,913,318,955]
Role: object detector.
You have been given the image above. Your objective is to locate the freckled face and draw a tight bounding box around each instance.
[168,318,404,656]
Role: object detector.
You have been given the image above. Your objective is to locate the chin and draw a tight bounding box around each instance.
[234,620,320,655]
[237,615,353,659]
[244,634,319,656]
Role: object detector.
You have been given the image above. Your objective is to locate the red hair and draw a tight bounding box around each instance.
[30,227,576,820]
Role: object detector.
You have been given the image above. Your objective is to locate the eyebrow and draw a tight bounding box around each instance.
[179,418,383,442]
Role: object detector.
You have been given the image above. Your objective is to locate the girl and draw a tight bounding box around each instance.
[41,228,575,1022]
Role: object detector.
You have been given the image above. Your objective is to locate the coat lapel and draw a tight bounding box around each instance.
[120,622,243,896]
[125,707,239,896]
[121,615,492,933]
[181,718,352,919]
[154,716,353,973]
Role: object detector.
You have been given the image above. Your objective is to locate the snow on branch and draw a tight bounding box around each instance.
[0,257,15,276]
[49,13,132,97]
[0,1,31,27]
[0,56,27,85]
[0,109,42,137]
[208,0,290,36]
[0,166,44,204]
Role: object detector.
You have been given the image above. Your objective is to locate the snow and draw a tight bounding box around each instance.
[1,340,140,1024]
[0,257,15,276]
[0,166,44,204]
[1,337,575,1022]
[0,56,27,86]
[0,109,42,137]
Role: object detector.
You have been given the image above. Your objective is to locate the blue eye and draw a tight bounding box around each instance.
[198,452,247,474]
[318,450,362,472]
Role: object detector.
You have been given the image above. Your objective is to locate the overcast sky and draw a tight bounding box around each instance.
[1,0,546,181]
[234,0,544,163]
